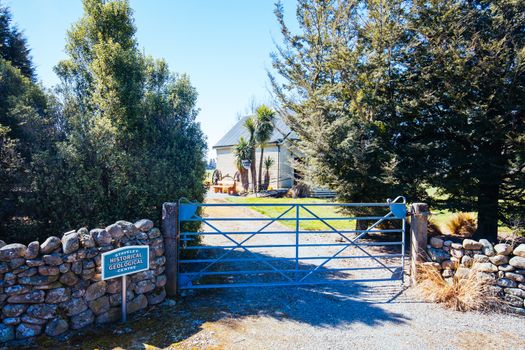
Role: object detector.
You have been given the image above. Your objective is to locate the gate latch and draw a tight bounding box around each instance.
[389,203,406,219]
[179,203,198,221]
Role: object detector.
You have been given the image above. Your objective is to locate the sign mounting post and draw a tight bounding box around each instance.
[101,245,150,323]
[122,275,127,322]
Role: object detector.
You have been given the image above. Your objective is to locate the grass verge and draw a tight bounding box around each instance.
[224,197,356,231]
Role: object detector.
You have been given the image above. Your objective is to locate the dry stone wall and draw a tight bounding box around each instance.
[0,219,166,343]
[425,236,525,314]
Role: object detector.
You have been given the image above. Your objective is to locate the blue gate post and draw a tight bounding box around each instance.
[162,202,179,296]
[295,204,299,279]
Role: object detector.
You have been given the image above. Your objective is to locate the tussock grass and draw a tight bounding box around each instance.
[446,212,477,237]
[416,263,499,312]
[427,217,442,236]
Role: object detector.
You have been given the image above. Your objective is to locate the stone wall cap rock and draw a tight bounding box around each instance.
[462,239,483,250]
[90,229,112,246]
[40,237,61,254]
[79,233,96,248]
[513,244,525,258]
[0,243,27,261]
[24,242,40,259]
[494,243,513,256]
[135,219,154,232]
[509,256,525,269]
[105,223,124,239]
[62,232,80,254]
[478,239,495,257]
[116,221,139,238]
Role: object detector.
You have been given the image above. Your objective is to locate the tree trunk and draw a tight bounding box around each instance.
[473,182,500,242]
[240,168,249,192]
[356,219,369,232]
[258,146,264,192]
[250,148,256,193]
[264,170,270,190]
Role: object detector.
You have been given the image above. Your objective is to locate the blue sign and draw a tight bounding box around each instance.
[101,246,149,280]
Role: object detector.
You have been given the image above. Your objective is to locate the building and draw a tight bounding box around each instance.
[213,116,298,190]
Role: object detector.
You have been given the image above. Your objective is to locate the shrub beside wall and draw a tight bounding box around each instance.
[0,219,166,343]
[425,237,525,314]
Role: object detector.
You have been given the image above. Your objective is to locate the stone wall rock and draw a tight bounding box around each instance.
[426,236,525,315]
[509,256,525,269]
[512,244,525,258]
[62,232,80,255]
[0,244,27,261]
[0,219,166,344]
[494,243,513,256]
[40,237,61,254]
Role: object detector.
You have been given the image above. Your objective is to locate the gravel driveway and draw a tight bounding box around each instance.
[170,199,525,350]
[22,199,525,350]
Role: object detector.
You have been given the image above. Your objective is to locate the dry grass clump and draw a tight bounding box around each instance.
[286,183,310,198]
[416,263,498,312]
[446,212,477,237]
[427,218,442,236]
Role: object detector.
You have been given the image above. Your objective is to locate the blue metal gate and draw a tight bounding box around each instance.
[177,196,406,290]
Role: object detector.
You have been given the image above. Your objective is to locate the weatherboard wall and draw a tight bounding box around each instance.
[215,143,295,189]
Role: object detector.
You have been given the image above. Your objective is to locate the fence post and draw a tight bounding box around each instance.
[162,202,179,297]
[410,202,428,284]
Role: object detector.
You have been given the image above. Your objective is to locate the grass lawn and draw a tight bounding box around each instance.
[225,196,514,236]
[225,197,358,231]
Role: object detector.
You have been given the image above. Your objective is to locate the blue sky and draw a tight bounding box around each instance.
[6,0,298,158]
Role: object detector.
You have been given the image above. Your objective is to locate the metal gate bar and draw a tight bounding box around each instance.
[181,229,403,236]
[177,196,406,290]
[183,242,403,250]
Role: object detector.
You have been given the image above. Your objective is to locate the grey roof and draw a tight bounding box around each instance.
[213,115,298,148]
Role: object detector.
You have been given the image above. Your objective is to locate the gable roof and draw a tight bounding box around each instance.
[213,115,298,148]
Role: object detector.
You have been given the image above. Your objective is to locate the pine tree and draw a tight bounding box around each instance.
[270,0,410,210]
[0,2,34,79]
[0,2,55,242]
[397,0,525,240]
[272,0,525,240]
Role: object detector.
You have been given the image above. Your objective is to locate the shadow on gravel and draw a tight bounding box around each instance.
[23,246,410,350]
[125,247,411,348]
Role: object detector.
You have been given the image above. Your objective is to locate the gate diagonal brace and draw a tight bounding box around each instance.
[298,205,397,283]
[188,205,296,283]
[200,220,294,282]
[301,205,396,267]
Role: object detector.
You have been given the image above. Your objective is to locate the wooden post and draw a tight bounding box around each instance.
[410,203,428,284]
[162,202,179,297]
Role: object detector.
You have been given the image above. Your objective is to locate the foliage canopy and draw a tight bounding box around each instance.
[0,0,206,243]
[271,0,525,240]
